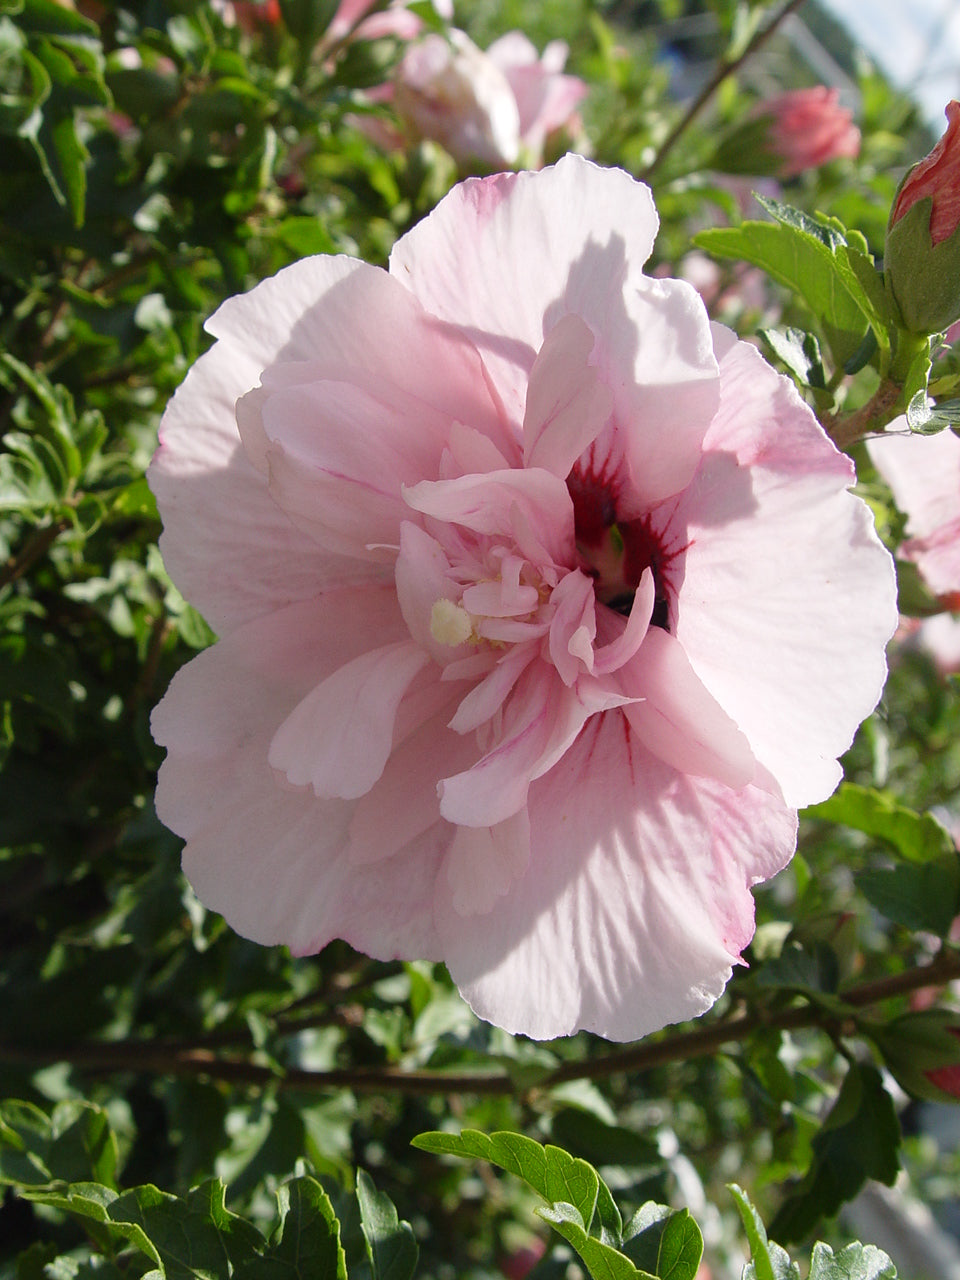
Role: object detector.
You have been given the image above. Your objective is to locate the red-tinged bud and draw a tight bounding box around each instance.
[875,1010,960,1102]
[885,102,960,333]
[499,1239,546,1280]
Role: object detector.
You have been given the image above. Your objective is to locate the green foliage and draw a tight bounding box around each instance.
[807,782,955,863]
[695,197,895,371]
[412,1128,703,1280]
[770,1065,900,1244]
[356,1169,418,1280]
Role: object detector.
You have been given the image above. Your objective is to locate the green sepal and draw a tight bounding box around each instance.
[885,195,960,334]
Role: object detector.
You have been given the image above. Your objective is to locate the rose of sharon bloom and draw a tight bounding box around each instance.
[484,32,587,166]
[759,86,860,178]
[867,422,960,597]
[150,156,896,1041]
[392,29,522,167]
[323,0,453,47]
[369,29,586,169]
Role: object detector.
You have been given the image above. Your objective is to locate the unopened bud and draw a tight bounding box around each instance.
[876,1009,960,1102]
[885,101,960,334]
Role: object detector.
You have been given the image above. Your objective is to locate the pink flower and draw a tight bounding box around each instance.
[391,29,522,167]
[149,156,896,1041]
[867,423,960,597]
[367,28,587,169]
[890,101,960,247]
[324,0,452,46]
[758,87,860,179]
[484,32,587,166]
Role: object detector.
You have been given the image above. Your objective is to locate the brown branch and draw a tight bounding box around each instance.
[641,0,809,182]
[0,518,72,590]
[821,378,904,449]
[3,949,960,1097]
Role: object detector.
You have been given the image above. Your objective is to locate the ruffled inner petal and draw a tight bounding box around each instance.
[268,640,431,799]
[620,627,756,790]
[445,809,532,917]
[438,665,594,826]
[523,314,613,478]
[403,467,576,568]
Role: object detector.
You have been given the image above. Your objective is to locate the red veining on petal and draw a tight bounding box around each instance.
[567,455,684,629]
[568,456,620,547]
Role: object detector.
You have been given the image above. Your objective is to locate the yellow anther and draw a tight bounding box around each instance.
[430,598,474,647]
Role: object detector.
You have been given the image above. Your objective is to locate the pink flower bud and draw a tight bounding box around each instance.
[877,1011,960,1102]
[761,87,860,178]
[891,101,960,246]
[885,102,960,333]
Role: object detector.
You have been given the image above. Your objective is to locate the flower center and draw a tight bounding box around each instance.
[568,465,670,629]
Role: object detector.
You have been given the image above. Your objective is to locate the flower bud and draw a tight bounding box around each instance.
[710,87,859,179]
[875,1010,960,1102]
[885,101,960,333]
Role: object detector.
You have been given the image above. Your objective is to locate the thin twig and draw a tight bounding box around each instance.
[822,379,904,449]
[640,0,809,181]
[3,949,959,1097]
[0,518,72,590]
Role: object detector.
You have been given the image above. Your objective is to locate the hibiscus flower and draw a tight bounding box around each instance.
[150,155,896,1041]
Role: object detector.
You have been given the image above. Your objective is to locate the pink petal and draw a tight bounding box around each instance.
[153,593,446,957]
[444,810,531,917]
[447,643,536,733]
[592,567,655,675]
[438,665,599,826]
[347,685,477,865]
[254,377,450,559]
[403,468,576,567]
[215,255,510,466]
[394,520,465,664]
[611,279,720,507]
[667,336,897,808]
[620,627,756,790]
[389,154,662,426]
[548,569,597,685]
[867,425,960,595]
[149,330,366,636]
[437,711,797,1040]
[268,640,431,799]
[523,313,613,477]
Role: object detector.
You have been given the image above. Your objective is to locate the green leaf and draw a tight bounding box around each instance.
[694,201,888,368]
[356,1169,418,1280]
[856,852,960,935]
[906,394,960,435]
[728,1185,799,1280]
[0,1099,118,1190]
[106,1180,265,1280]
[807,1241,897,1280]
[412,1129,600,1233]
[756,941,839,995]
[620,1205,701,1280]
[237,1176,347,1280]
[47,109,87,226]
[10,0,98,36]
[806,783,955,863]
[770,1064,900,1244]
[537,1203,654,1280]
[278,0,339,44]
[655,1210,703,1280]
[760,327,826,389]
